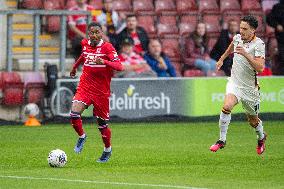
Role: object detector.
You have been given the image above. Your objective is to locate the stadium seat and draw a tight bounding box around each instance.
[21,0,43,9]
[159,15,177,24]
[88,0,103,9]
[183,69,205,77]
[155,0,176,15]
[171,61,182,76]
[220,0,241,13]
[199,0,219,13]
[161,38,181,61]
[202,14,221,36]
[241,0,262,12]
[23,72,45,104]
[133,0,155,15]
[157,15,178,37]
[44,0,61,32]
[157,23,179,37]
[1,72,24,106]
[112,0,132,12]
[179,15,198,36]
[0,72,3,90]
[222,12,242,24]
[176,0,198,14]
[137,15,157,36]
[65,0,77,9]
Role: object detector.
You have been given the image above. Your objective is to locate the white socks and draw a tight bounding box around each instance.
[255,120,264,140]
[104,146,112,152]
[79,133,86,138]
[219,112,231,142]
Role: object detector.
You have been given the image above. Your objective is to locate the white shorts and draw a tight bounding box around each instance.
[226,81,260,115]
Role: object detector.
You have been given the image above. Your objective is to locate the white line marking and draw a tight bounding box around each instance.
[0,175,207,189]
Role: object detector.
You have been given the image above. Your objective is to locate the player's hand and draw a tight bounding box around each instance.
[95,57,104,64]
[70,68,76,78]
[216,59,223,71]
[235,46,247,57]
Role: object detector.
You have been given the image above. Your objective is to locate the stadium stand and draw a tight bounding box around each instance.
[2,0,278,77]
[176,0,198,15]
[133,0,155,15]
[1,72,24,106]
[23,72,45,104]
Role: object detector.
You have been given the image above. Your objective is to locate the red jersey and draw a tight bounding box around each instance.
[67,4,96,40]
[74,39,123,97]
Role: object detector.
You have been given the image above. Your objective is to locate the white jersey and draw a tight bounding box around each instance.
[230,34,265,90]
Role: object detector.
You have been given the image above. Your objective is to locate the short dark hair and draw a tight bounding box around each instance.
[87,22,102,30]
[126,14,136,19]
[241,15,258,29]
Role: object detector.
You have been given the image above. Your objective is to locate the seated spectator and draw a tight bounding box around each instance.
[117,14,149,55]
[116,38,156,78]
[210,19,239,76]
[96,0,126,47]
[67,0,96,60]
[184,22,217,76]
[144,39,177,77]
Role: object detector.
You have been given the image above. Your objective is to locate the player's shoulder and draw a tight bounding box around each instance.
[101,41,116,50]
[81,38,89,46]
[255,37,265,46]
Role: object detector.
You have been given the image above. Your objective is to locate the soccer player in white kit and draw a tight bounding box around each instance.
[209,15,267,155]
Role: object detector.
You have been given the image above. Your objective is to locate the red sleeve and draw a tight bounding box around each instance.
[104,43,124,71]
[72,54,84,70]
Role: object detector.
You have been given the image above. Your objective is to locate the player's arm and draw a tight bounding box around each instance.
[70,54,84,78]
[96,45,124,71]
[216,41,234,70]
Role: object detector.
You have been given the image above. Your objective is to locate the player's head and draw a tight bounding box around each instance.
[240,15,258,41]
[126,14,138,31]
[87,22,103,45]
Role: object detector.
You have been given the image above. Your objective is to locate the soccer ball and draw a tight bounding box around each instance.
[47,149,67,168]
[24,103,39,117]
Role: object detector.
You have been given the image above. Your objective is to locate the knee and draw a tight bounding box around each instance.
[70,111,81,119]
[96,117,108,129]
[247,117,259,128]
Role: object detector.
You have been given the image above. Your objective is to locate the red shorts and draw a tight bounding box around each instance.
[72,91,110,120]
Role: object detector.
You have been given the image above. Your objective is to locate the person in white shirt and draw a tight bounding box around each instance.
[209,15,267,155]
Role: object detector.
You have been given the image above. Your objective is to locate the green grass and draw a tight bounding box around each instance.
[0,121,284,189]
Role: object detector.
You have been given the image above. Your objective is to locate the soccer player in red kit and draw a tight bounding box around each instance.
[69,22,123,163]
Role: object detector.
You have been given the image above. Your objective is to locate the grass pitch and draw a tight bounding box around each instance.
[0,121,284,189]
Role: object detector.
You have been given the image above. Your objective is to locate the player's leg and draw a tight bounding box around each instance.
[71,93,89,153]
[93,97,112,163]
[210,93,238,152]
[243,101,267,155]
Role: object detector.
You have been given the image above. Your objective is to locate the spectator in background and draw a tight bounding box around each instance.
[144,39,176,77]
[67,0,96,60]
[210,19,239,76]
[116,38,156,78]
[184,22,217,76]
[96,0,126,48]
[117,14,149,55]
[267,0,284,75]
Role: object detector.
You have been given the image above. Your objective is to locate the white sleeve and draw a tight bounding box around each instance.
[255,41,265,59]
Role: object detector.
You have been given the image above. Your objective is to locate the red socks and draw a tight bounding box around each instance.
[99,127,111,148]
[70,111,84,136]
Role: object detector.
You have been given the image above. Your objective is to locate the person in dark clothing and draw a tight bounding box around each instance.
[116,14,149,55]
[267,0,284,75]
[210,19,239,76]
